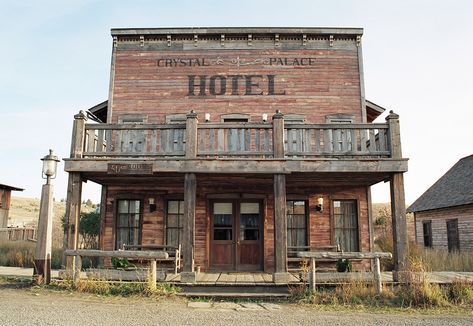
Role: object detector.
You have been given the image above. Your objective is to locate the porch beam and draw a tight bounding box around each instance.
[182,173,196,282]
[64,158,409,174]
[273,174,288,283]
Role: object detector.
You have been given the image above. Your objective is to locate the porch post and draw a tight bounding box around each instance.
[390,173,409,281]
[182,173,196,283]
[272,110,288,283]
[273,174,288,283]
[63,111,86,272]
[64,172,82,274]
[386,111,409,281]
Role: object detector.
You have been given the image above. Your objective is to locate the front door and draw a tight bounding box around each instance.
[210,201,262,271]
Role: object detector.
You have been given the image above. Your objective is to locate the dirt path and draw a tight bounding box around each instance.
[0,287,472,326]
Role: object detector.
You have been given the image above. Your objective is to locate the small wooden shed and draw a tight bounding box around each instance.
[0,183,24,228]
[408,154,473,252]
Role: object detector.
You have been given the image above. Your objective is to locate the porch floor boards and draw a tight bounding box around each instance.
[164,271,473,284]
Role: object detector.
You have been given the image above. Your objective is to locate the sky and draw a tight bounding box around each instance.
[0,0,472,205]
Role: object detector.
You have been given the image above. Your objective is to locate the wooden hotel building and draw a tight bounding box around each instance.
[64,27,409,282]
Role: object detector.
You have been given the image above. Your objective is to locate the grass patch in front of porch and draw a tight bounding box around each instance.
[54,278,181,298]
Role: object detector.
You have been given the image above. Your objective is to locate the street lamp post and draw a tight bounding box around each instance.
[33,149,60,285]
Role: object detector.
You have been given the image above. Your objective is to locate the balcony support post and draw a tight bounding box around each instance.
[182,173,197,283]
[386,111,409,282]
[273,173,288,283]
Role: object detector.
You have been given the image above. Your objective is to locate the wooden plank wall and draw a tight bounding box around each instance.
[101,178,371,272]
[111,38,361,125]
[415,205,473,251]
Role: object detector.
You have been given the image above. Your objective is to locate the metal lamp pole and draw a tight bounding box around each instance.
[33,149,60,285]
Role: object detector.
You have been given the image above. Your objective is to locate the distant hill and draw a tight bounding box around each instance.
[8,196,96,247]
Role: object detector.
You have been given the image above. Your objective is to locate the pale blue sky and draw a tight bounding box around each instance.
[1,0,472,204]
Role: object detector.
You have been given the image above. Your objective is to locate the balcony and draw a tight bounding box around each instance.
[64,111,407,175]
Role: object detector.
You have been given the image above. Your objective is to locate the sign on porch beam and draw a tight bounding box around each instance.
[107,163,153,175]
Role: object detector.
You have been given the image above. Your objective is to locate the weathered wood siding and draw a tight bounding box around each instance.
[100,178,370,272]
[0,189,12,228]
[110,37,361,124]
[414,205,473,251]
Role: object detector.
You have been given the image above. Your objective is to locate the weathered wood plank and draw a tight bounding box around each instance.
[297,251,392,259]
[64,249,169,259]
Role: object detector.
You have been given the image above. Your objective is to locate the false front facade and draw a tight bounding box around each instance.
[64,27,409,282]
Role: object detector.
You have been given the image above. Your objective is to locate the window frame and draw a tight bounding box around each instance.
[221,113,250,123]
[422,220,433,248]
[446,218,460,252]
[114,198,143,250]
[332,199,359,252]
[286,199,309,248]
[165,199,184,247]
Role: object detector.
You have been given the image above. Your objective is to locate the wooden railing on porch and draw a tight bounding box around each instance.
[76,111,398,159]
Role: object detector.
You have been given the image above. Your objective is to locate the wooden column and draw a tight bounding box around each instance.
[63,111,87,270]
[185,110,198,158]
[64,173,82,273]
[272,110,288,283]
[386,111,409,281]
[273,174,288,283]
[181,173,196,283]
[390,172,409,281]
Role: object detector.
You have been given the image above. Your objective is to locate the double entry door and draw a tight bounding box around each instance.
[210,200,263,271]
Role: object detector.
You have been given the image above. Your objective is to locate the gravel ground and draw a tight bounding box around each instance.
[0,287,472,326]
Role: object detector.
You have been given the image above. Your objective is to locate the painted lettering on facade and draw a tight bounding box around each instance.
[187,75,286,96]
[157,57,316,67]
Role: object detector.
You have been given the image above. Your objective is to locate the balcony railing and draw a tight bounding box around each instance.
[71,111,401,160]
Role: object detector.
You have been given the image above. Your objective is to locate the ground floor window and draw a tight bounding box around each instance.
[446,218,459,252]
[333,200,359,251]
[286,200,307,247]
[423,220,433,248]
[166,200,184,247]
[116,199,141,249]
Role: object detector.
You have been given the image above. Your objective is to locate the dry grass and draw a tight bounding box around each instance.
[0,241,63,269]
[58,278,179,297]
[419,249,473,272]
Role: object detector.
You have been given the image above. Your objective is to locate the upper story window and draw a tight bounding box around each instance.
[326,114,354,124]
[284,114,305,124]
[221,113,250,123]
[166,114,187,124]
[118,114,147,124]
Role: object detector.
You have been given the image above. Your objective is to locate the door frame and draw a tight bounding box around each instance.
[209,199,263,271]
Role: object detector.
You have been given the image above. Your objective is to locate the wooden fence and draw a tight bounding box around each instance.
[0,227,37,242]
[297,251,393,294]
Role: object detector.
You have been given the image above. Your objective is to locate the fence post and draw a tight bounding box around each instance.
[149,260,157,290]
[310,257,316,292]
[374,257,382,295]
[73,255,82,287]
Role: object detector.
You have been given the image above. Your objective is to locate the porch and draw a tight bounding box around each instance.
[62,110,409,283]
